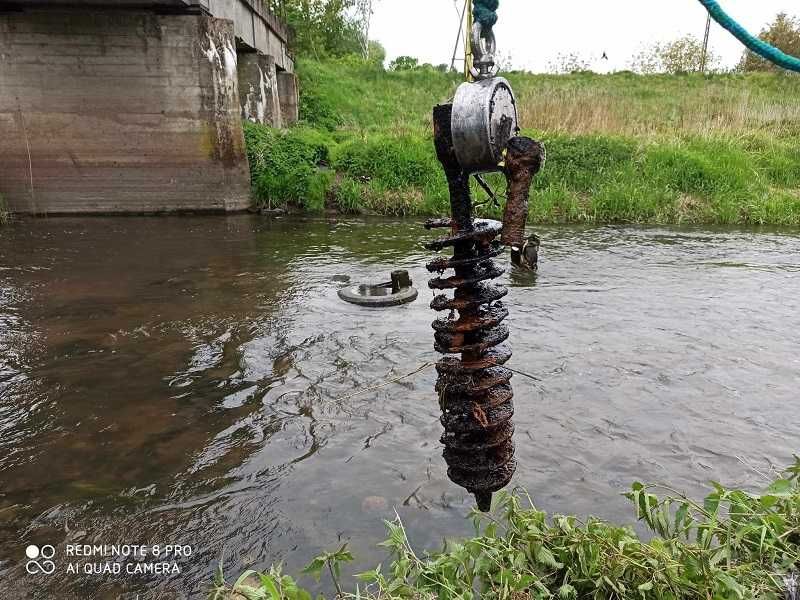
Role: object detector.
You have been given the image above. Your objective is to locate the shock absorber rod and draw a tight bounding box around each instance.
[426,0,545,512]
[428,102,545,511]
[427,104,515,511]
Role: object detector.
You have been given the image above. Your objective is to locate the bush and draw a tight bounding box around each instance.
[388,56,419,71]
[244,123,336,211]
[740,13,800,72]
[331,135,439,189]
[330,176,363,214]
[242,61,800,224]
[535,134,638,192]
[631,35,720,74]
[643,140,755,200]
[298,83,342,131]
[242,122,800,224]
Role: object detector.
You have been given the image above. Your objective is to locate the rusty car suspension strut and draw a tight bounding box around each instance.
[426,104,544,512]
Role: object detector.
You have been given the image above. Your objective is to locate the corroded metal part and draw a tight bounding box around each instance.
[430,103,517,512]
[428,263,505,290]
[338,269,418,307]
[426,242,505,272]
[501,137,547,249]
[424,218,503,250]
[436,344,513,373]
[432,304,509,334]
[430,282,508,312]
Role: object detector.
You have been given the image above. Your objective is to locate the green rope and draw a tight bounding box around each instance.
[473,0,499,29]
[698,0,800,73]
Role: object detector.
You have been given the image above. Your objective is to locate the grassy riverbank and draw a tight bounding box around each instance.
[245,59,800,225]
[213,462,800,600]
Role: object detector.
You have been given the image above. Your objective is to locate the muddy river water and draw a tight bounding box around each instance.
[1,216,799,598]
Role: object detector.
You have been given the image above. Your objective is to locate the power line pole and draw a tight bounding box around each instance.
[450,0,468,72]
[700,12,711,73]
[358,0,374,59]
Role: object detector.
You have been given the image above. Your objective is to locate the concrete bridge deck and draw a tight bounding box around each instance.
[0,0,298,213]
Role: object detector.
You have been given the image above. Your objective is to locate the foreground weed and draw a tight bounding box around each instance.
[212,458,800,600]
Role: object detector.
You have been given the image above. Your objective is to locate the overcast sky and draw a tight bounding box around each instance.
[370,1,797,72]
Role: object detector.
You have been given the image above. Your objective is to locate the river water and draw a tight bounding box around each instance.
[1,216,799,599]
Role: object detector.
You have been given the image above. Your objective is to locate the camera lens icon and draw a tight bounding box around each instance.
[25,544,56,575]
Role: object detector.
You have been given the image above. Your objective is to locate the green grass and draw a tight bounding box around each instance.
[213,461,800,600]
[245,58,800,225]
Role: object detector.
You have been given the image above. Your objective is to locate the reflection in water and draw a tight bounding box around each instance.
[508,266,538,288]
[1,217,799,598]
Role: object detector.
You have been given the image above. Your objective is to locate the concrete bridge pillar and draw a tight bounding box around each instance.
[277,72,300,126]
[237,52,283,128]
[0,9,251,214]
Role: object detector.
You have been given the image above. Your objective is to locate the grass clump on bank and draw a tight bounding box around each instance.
[245,59,800,225]
[212,461,800,600]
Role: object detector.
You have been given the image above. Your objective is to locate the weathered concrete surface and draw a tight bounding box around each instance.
[0,0,294,71]
[206,0,292,71]
[0,10,251,213]
[238,52,282,127]
[277,71,299,126]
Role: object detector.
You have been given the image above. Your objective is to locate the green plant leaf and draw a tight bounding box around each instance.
[259,574,281,600]
[243,586,269,600]
[301,557,326,581]
[716,571,745,598]
[766,478,793,497]
[214,561,225,587]
[558,583,576,599]
[535,546,563,569]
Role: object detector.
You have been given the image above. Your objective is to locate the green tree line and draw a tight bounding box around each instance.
[267,0,384,62]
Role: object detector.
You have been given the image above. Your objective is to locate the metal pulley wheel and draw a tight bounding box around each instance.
[451,77,518,174]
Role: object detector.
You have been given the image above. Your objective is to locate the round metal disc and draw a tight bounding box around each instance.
[338,285,418,307]
[451,78,518,174]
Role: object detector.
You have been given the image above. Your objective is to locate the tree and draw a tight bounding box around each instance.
[267,0,364,59]
[388,56,419,71]
[630,35,719,74]
[354,0,378,59]
[367,41,386,66]
[740,13,800,72]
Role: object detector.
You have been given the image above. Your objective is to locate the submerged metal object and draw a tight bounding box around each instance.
[451,78,518,174]
[510,234,541,271]
[338,270,418,307]
[429,104,516,511]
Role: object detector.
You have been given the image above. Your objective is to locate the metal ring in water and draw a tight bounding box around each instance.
[338,284,418,307]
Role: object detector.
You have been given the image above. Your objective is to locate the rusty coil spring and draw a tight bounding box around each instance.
[425,217,515,511]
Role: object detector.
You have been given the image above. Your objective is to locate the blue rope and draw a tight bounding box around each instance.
[698,0,800,73]
[473,0,498,29]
